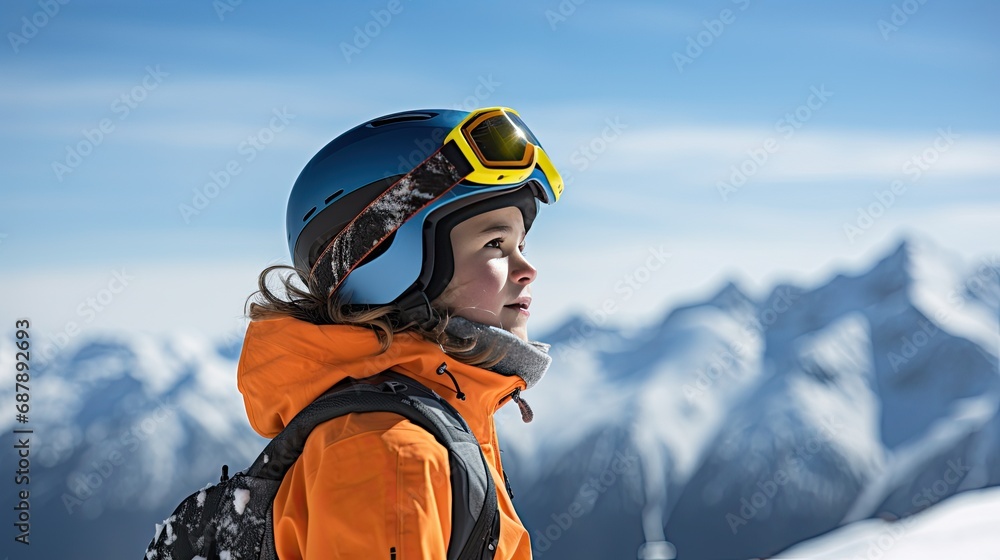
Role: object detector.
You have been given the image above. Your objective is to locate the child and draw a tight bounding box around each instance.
[238,107,564,558]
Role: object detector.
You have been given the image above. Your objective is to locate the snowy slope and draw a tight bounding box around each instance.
[775,486,1000,559]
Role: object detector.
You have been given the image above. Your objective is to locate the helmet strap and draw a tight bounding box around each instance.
[395,289,439,331]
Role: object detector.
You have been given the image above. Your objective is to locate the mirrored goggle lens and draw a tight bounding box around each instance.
[504,112,541,147]
[468,113,530,164]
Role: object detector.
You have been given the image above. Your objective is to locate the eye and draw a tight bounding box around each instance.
[484,237,527,255]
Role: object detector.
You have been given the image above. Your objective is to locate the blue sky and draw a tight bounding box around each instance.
[1,0,998,344]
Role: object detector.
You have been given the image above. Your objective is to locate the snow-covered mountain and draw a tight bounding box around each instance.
[0,331,268,558]
[497,235,999,559]
[1,234,997,560]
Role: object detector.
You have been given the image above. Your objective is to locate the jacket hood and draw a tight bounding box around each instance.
[236,316,539,439]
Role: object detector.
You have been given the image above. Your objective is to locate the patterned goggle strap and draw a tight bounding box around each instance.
[309,141,473,299]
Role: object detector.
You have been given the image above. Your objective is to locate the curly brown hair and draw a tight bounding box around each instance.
[244,264,504,368]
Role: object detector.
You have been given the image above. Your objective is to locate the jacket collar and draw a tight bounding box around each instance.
[443,316,552,391]
[237,315,550,445]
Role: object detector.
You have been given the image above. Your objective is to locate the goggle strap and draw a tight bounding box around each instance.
[440,139,474,177]
[310,142,469,299]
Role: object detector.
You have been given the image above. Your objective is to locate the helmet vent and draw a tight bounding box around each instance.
[324,189,345,205]
[302,207,316,222]
[368,112,438,128]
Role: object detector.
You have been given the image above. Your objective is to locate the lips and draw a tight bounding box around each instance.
[503,297,531,316]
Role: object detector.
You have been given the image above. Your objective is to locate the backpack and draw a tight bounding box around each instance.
[143,370,504,560]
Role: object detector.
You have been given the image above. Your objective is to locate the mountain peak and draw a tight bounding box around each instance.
[864,237,914,289]
[706,280,756,314]
[864,234,967,290]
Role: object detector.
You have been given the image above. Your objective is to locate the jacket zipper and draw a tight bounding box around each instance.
[495,386,518,414]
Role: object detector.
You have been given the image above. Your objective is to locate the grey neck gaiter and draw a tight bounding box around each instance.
[443,315,552,390]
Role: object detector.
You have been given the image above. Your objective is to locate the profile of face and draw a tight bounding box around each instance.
[432,206,537,341]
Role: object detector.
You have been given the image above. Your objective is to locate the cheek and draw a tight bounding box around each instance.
[482,261,508,290]
[457,260,507,297]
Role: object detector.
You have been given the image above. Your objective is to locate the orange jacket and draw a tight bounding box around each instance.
[237,316,534,559]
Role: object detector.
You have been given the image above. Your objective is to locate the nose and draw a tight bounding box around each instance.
[511,249,537,285]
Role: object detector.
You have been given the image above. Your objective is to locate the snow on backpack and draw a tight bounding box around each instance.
[143,370,503,560]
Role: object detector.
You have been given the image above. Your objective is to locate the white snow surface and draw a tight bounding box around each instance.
[907,236,999,353]
[233,488,251,515]
[776,486,1000,559]
[789,312,885,479]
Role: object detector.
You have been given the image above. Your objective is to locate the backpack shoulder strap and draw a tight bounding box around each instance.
[249,370,500,560]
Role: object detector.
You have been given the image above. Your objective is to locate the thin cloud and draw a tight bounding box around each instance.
[611,126,1000,180]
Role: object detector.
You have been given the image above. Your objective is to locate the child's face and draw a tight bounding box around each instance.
[433,206,537,341]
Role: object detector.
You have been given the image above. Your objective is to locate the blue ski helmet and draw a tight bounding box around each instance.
[286,107,563,313]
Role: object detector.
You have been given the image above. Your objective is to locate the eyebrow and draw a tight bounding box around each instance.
[478,223,519,236]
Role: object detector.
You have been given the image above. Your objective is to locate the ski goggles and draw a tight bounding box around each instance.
[443,106,564,202]
[310,106,564,296]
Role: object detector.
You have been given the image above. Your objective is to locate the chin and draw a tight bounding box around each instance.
[508,324,529,341]
[446,307,495,327]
